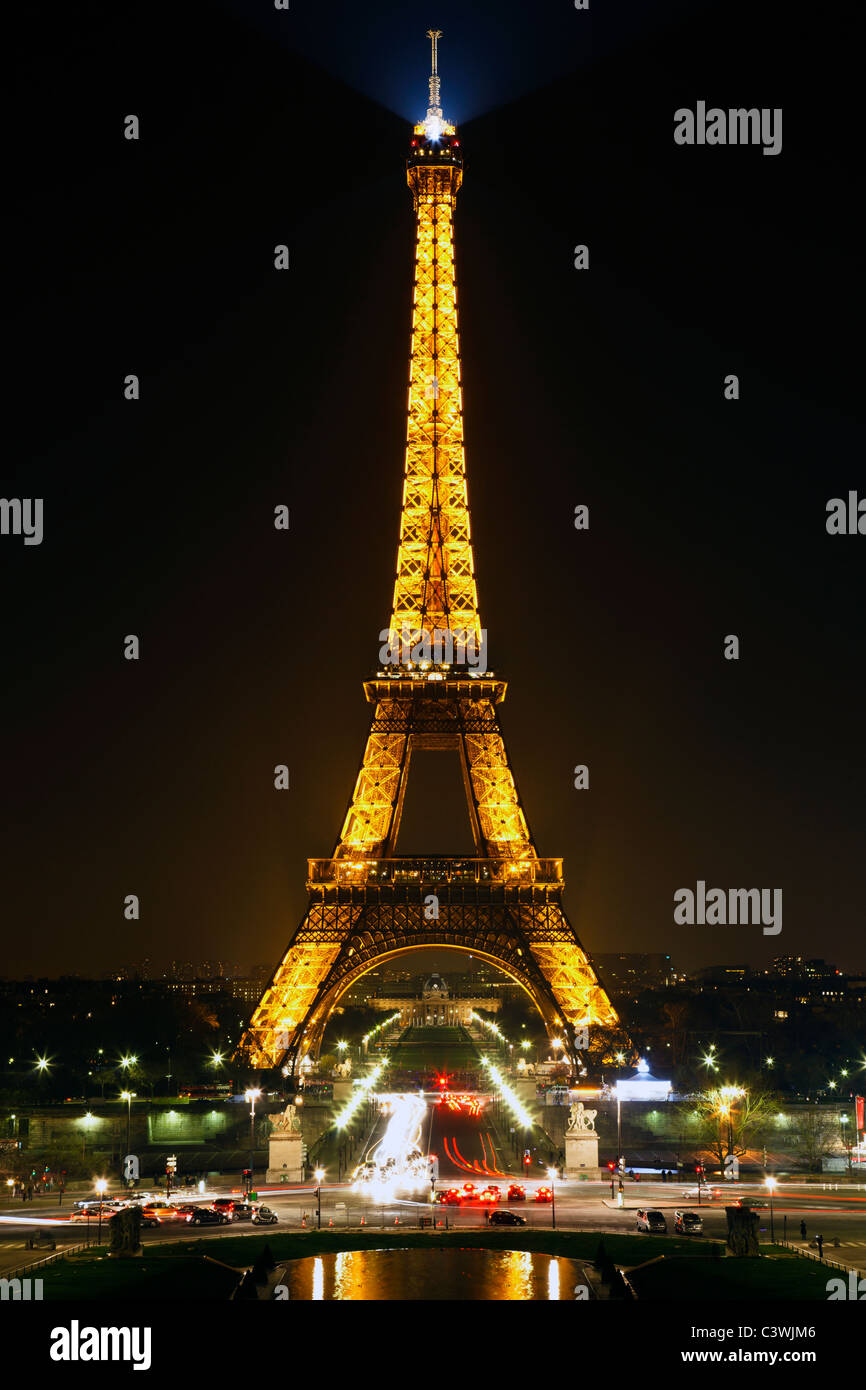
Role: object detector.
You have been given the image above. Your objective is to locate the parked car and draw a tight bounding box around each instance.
[674,1210,703,1235]
[636,1208,667,1233]
[488,1209,527,1227]
[252,1205,278,1226]
[188,1206,230,1226]
[534,1186,553,1203]
[506,1184,525,1201]
[27,1230,56,1250]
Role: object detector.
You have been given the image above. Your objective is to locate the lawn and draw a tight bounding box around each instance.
[627,1252,832,1301]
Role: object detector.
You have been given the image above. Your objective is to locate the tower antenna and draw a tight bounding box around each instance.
[426,29,443,119]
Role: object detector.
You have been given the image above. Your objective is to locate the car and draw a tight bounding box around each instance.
[636,1208,667,1233]
[506,1184,525,1201]
[736,1197,767,1209]
[681,1185,723,1199]
[488,1209,527,1227]
[441,1189,463,1205]
[187,1206,230,1226]
[140,1204,191,1223]
[252,1205,278,1226]
[534,1186,553,1203]
[27,1230,57,1250]
[211,1198,235,1215]
[674,1210,704,1235]
[72,1199,123,1214]
[479,1187,501,1204]
[228,1202,256,1223]
[140,1215,159,1229]
[462,1183,477,1198]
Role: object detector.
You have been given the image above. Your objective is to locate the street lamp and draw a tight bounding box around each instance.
[120,1091,135,1183]
[315,1167,325,1229]
[245,1088,262,1191]
[95,1177,108,1244]
[765,1175,777,1243]
[547,1166,557,1230]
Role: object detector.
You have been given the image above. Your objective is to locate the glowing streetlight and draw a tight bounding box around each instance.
[210,1051,224,1068]
[547,1166,557,1230]
[120,1091,136,1182]
[34,1056,51,1073]
[95,1177,108,1243]
[119,1054,137,1070]
[315,1167,325,1229]
[245,1088,262,1189]
[765,1175,777,1241]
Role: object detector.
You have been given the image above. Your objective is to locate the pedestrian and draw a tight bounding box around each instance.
[799,1220,807,1240]
[816,1234,824,1260]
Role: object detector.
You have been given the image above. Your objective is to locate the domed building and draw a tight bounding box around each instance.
[370,972,501,1027]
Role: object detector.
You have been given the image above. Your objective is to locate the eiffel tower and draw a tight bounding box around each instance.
[240,33,619,1076]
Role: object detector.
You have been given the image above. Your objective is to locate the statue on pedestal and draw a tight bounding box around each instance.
[567,1101,597,1134]
[271,1104,302,1134]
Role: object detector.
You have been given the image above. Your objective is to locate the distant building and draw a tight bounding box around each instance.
[769,956,840,980]
[371,974,501,1026]
[594,953,673,996]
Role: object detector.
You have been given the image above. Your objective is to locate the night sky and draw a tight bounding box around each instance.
[4,1,863,980]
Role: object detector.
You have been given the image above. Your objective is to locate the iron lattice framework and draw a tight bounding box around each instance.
[240,37,619,1074]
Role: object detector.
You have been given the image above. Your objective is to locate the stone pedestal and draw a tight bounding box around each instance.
[565,1130,599,1177]
[266,1131,304,1184]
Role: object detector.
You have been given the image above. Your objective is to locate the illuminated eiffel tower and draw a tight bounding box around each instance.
[241,33,619,1075]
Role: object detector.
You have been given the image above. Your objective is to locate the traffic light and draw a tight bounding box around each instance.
[607,1161,616,1172]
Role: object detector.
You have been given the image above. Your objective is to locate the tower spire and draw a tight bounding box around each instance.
[425,29,444,139]
[427,28,442,114]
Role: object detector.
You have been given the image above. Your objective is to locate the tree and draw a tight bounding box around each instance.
[791,1109,840,1173]
[692,1085,777,1172]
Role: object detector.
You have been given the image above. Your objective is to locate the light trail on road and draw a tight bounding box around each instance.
[351,1094,430,1202]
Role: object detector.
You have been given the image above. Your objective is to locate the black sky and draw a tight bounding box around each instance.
[3,1,863,979]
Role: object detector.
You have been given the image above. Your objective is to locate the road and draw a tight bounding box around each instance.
[3,1095,866,1280]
